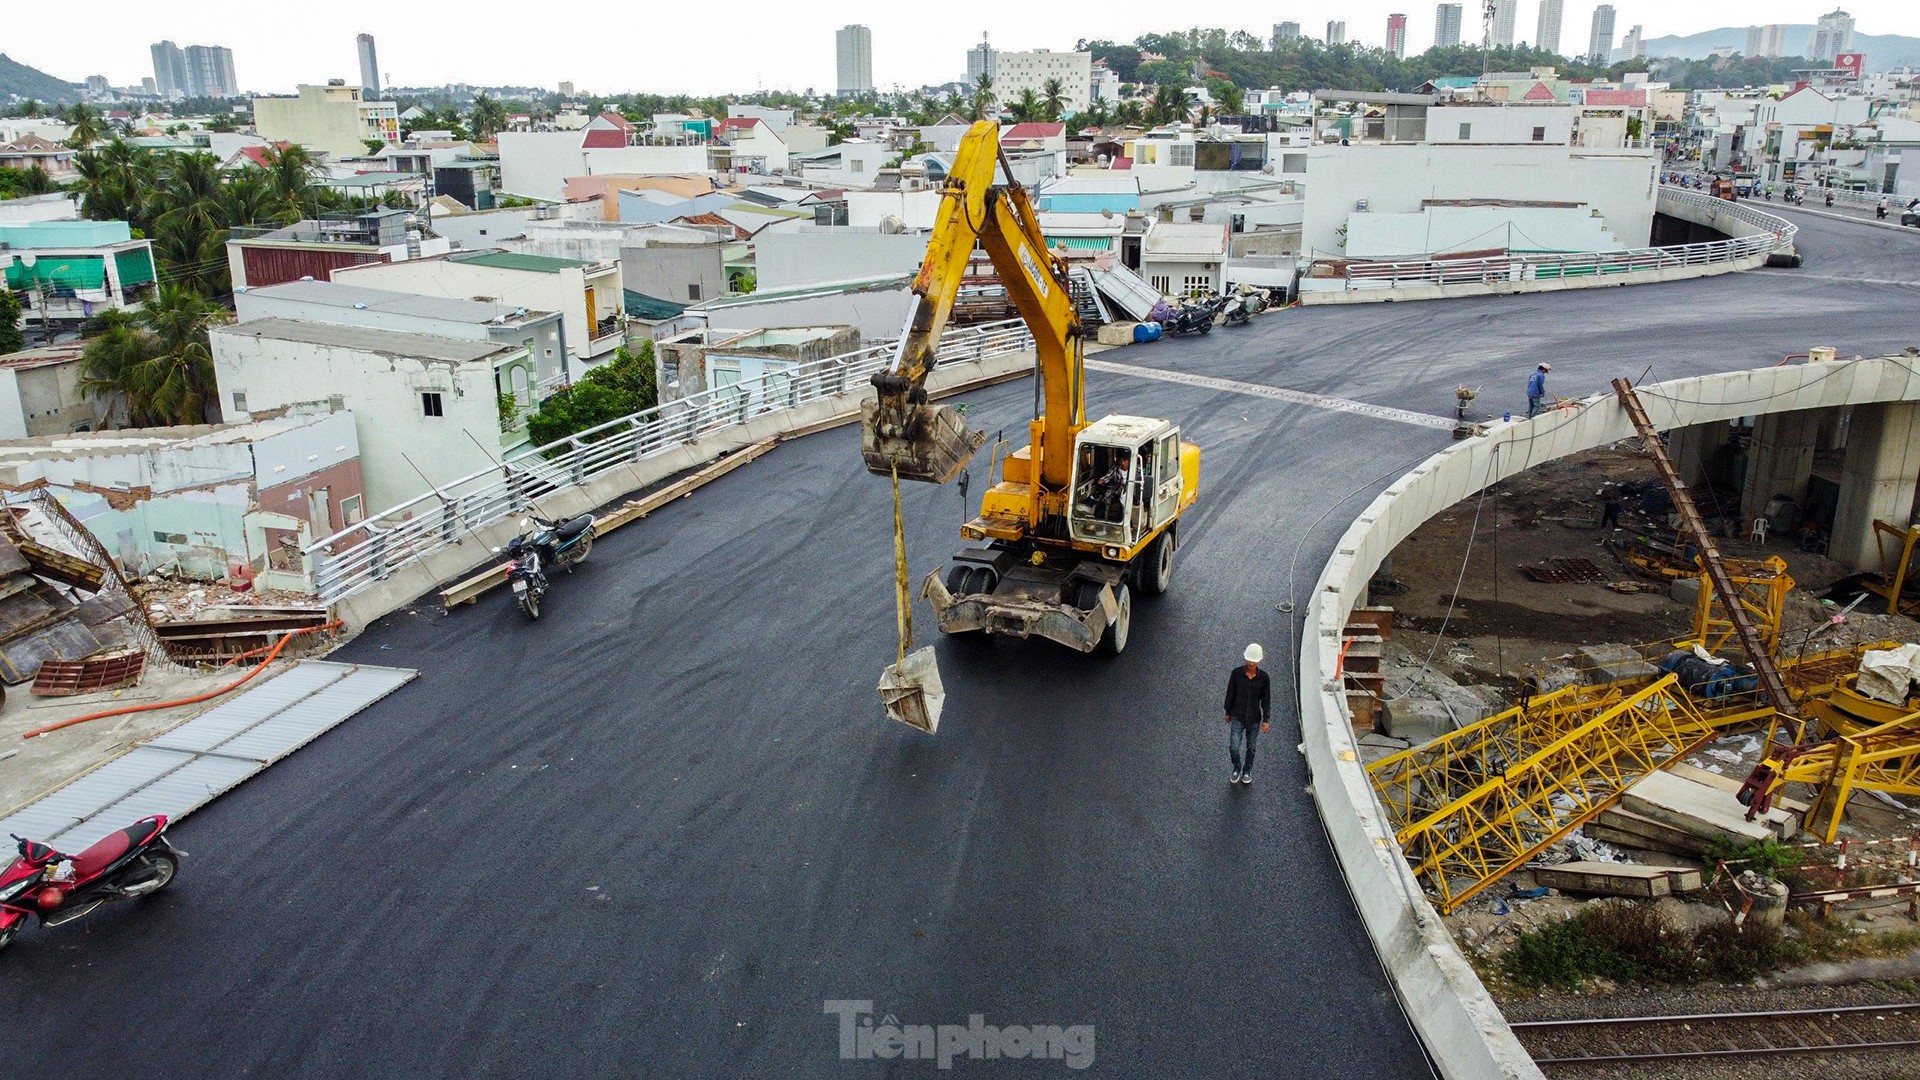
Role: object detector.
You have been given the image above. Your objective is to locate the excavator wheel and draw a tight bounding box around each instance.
[1139,532,1174,596]
[1099,584,1132,656]
[946,565,972,595]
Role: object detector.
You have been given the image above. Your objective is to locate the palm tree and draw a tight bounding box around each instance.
[1217,83,1245,115]
[260,143,319,224]
[1040,78,1068,123]
[78,289,223,427]
[1008,88,1041,123]
[1080,99,1112,130]
[969,74,996,122]
[468,94,509,141]
[221,169,275,230]
[63,103,103,149]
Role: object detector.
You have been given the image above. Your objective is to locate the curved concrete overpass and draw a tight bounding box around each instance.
[2,212,1916,1077]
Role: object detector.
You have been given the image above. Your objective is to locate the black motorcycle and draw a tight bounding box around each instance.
[1164,294,1227,336]
[500,513,596,620]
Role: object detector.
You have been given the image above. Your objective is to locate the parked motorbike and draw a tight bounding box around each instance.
[500,513,597,620]
[1221,287,1268,326]
[1164,294,1227,336]
[1,816,183,955]
[1825,192,1835,207]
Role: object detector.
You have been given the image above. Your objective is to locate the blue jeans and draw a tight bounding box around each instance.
[1230,720,1260,775]
[1526,394,1544,418]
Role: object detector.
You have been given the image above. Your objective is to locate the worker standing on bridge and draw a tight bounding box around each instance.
[1526,363,1551,418]
[1225,644,1271,785]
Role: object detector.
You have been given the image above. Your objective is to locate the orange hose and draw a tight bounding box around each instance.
[22,620,342,740]
[219,620,341,667]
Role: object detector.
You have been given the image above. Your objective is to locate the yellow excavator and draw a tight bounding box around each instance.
[862,120,1201,659]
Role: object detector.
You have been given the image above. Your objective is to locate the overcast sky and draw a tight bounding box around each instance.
[15,2,1918,97]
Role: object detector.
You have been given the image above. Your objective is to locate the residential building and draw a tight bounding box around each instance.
[254,82,401,158]
[1587,6,1616,64]
[1428,104,1576,144]
[1811,9,1855,62]
[1621,25,1645,59]
[0,135,77,182]
[434,159,504,209]
[1,220,157,326]
[1386,14,1409,58]
[0,343,96,437]
[791,141,895,188]
[1327,21,1347,45]
[0,412,363,588]
[714,117,790,175]
[753,228,926,291]
[0,193,81,224]
[1746,24,1788,58]
[211,320,535,512]
[967,33,997,86]
[654,324,860,405]
[332,250,625,375]
[995,50,1094,118]
[727,105,796,131]
[357,34,380,100]
[496,129,710,201]
[1274,22,1302,45]
[1537,0,1564,54]
[1298,142,1656,263]
[487,220,730,312]
[1140,221,1230,297]
[232,279,566,390]
[225,209,451,291]
[150,41,187,99]
[1434,5,1462,49]
[183,45,237,98]
[1491,0,1517,48]
[1090,63,1122,103]
[837,25,874,96]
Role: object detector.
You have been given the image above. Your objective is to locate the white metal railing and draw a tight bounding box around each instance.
[1338,187,1796,291]
[304,318,1035,604]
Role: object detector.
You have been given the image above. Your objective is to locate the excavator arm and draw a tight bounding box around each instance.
[861,120,1083,488]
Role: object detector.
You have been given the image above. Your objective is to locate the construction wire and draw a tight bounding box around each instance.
[1412,443,1502,693]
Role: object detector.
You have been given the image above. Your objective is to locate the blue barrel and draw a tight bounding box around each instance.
[1133,323,1152,343]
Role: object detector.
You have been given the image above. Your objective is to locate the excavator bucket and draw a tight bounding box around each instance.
[878,645,945,733]
[860,399,985,485]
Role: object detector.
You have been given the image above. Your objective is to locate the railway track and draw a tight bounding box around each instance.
[1513,1003,1920,1067]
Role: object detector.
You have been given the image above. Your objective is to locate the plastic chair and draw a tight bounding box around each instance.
[1750,518,1769,544]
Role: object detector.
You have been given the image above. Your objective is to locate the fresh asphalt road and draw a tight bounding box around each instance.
[2,213,1915,1078]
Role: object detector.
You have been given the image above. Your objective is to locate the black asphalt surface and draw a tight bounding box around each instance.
[3,212,1915,1078]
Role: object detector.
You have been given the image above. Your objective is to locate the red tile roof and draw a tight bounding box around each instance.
[1582,88,1646,106]
[1522,81,1557,102]
[596,111,636,130]
[1003,122,1067,139]
[674,212,749,240]
[719,117,760,131]
[581,128,628,149]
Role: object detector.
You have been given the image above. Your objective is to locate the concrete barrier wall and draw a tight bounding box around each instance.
[1298,255,1769,306]
[1300,356,1920,1080]
[333,348,1040,629]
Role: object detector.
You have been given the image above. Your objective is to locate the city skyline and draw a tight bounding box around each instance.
[18,1,1918,96]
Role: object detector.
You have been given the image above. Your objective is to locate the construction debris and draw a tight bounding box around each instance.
[1621,770,1797,847]
[1521,557,1611,584]
[32,649,146,696]
[1531,861,1704,899]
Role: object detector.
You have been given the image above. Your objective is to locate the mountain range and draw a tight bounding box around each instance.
[1634,26,1920,68]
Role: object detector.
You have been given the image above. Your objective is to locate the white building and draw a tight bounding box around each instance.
[837,25,874,96]
[255,83,400,159]
[210,319,537,513]
[1327,21,1347,45]
[233,279,567,389]
[1427,105,1576,144]
[1620,25,1645,60]
[1536,0,1564,54]
[754,229,928,291]
[1298,143,1657,262]
[1091,63,1122,103]
[1811,9,1855,62]
[496,130,710,201]
[1141,221,1230,297]
[791,141,895,188]
[332,250,625,377]
[995,50,1093,118]
[715,118,790,174]
[967,34,996,86]
[727,105,795,131]
[1587,5,1616,64]
[1490,0,1517,47]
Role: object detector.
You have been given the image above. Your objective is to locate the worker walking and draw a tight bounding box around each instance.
[1225,644,1271,785]
[1526,363,1551,418]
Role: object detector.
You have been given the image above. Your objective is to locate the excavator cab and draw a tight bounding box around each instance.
[1068,417,1184,553]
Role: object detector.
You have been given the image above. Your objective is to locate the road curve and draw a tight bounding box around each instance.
[2,212,1915,1078]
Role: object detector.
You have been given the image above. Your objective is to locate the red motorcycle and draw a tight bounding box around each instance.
[0,815,183,954]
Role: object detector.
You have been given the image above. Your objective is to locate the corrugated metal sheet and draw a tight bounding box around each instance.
[239,246,388,289]
[0,661,417,851]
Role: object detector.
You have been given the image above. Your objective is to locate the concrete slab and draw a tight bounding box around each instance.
[1532,861,1703,898]
[1622,770,1787,847]
[1577,643,1658,684]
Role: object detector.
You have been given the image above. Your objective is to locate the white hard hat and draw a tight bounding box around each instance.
[1244,643,1264,663]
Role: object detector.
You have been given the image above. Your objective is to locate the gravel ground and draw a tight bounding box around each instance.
[1504,982,1920,1079]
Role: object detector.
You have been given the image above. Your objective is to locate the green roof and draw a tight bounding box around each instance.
[450,251,595,273]
[624,289,687,320]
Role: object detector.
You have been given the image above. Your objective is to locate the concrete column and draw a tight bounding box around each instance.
[1741,409,1822,524]
[1829,402,1920,571]
[1666,423,1720,487]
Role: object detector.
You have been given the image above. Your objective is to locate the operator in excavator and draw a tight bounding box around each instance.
[1095,449,1132,523]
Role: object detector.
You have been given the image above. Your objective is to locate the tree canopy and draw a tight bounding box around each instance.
[525,344,659,450]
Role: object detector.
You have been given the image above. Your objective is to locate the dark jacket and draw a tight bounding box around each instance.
[1225,666,1270,726]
